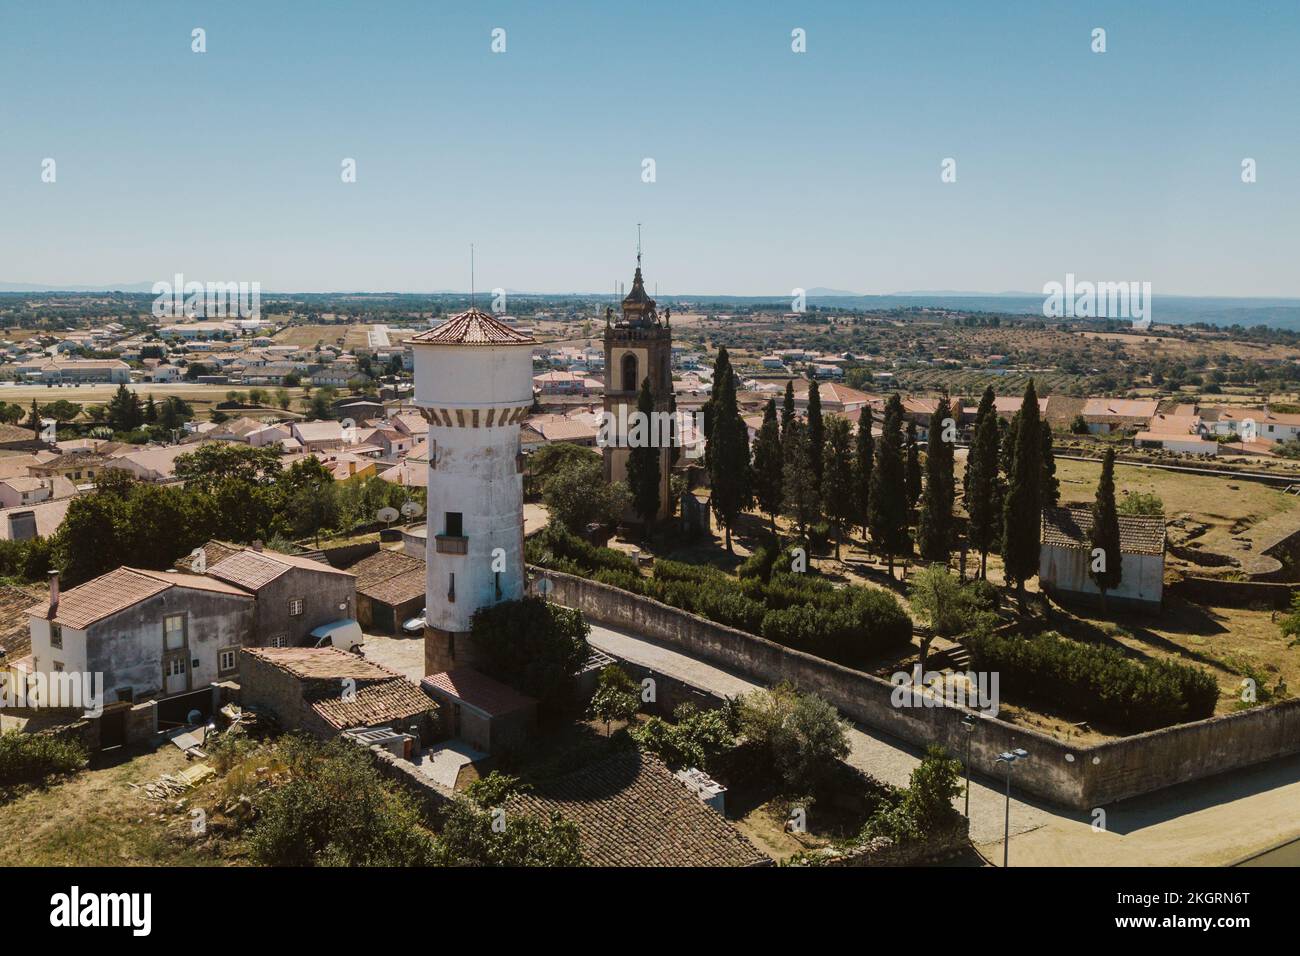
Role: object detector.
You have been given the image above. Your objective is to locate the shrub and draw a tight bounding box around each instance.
[586,665,641,735]
[0,731,87,788]
[864,745,964,844]
[966,630,1219,732]
[631,703,736,771]
[247,736,437,866]
[432,799,582,866]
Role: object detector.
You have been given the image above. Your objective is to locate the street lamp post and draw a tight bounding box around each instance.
[961,713,976,818]
[994,748,1030,867]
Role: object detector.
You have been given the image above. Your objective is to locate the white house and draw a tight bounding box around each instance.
[1039,507,1165,612]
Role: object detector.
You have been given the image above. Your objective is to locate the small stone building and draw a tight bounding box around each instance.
[344,549,425,634]
[420,668,536,754]
[1039,506,1166,612]
[204,546,356,647]
[241,646,437,740]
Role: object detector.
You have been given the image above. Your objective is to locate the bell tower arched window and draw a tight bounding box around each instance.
[621,353,638,393]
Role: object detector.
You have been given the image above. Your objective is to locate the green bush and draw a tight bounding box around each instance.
[863,745,964,844]
[631,703,736,771]
[532,529,911,669]
[247,736,437,866]
[738,683,850,796]
[966,630,1219,732]
[0,731,87,788]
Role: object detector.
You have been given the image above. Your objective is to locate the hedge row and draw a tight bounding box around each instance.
[528,527,912,668]
[965,629,1219,732]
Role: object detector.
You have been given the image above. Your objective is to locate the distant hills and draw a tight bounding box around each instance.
[3,282,1300,330]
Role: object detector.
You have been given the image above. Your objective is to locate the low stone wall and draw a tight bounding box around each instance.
[1170,575,1295,609]
[791,821,971,867]
[535,566,1300,810]
[366,744,455,819]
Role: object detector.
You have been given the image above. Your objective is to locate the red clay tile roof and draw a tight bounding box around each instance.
[26,567,252,629]
[207,548,353,592]
[309,677,435,730]
[1041,506,1166,556]
[344,549,424,591]
[412,308,533,346]
[243,646,395,680]
[421,668,535,717]
[508,750,768,867]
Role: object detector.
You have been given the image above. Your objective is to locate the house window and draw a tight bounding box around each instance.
[166,657,186,677]
[288,598,304,617]
[164,614,185,650]
[218,648,238,675]
[50,623,62,649]
[52,661,64,672]
[448,572,455,603]
[444,512,463,537]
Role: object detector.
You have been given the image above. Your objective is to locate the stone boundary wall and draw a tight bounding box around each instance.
[1170,575,1295,609]
[535,566,1300,810]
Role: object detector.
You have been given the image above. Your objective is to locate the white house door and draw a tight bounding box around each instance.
[164,654,188,695]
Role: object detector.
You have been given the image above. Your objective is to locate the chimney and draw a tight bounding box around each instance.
[252,539,263,552]
[48,570,59,615]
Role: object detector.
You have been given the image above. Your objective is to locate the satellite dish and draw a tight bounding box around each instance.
[376,506,399,524]
[400,500,424,518]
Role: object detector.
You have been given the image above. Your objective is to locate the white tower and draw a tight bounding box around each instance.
[411,308,534,675]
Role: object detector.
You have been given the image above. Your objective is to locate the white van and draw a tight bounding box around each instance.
[309,619,365,654]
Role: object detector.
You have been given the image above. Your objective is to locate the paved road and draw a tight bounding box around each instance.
[586,620,1300,866]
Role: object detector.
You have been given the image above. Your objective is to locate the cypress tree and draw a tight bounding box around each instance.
[963,387,1000,579]
[821,416,856,560]
[868,394,909,578]
[781,419,820,540]
[1001,380,1043,609]
[854,407,874,539]
[702,346,733,471]
[28,399,39,439]
[807,377,825,489]
[781,380,796,439]
[708,368,752,552]
[905,419,922,510]
[918,395,955,562]
[625,377,662,533]
[751,398,784,533]
[1040,420,1060,507]
[1088,447,1123,612]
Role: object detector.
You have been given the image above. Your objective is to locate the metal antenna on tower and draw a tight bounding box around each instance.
[637,223,642,267]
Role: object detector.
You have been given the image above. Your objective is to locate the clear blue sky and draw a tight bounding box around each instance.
[1,1,1296,296]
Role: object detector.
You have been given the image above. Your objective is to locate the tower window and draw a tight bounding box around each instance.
[621,353,638,392]
[445,512,463,537]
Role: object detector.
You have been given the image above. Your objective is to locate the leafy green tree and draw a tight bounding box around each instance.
[820,416,856,560]
[542,457,628,533]
[806,377,824,490]
[869,394,909,578]
[1088,448,1123,611]
[53,492,127,585]
[781,419,820,539]
[625,377,662,532]
[908,564,963,674]
[738,683,849,797]
[1001,380,1043,608]
[470,597,591,711]
[631,702,736,771]
[275,456,338,545]
[586,665,640,736]
[707,365,752,552]
[175,444,283,494]
[526,442,599,497]
[751,398,784,532]
[917,396,955,562]
[854,406,874,539]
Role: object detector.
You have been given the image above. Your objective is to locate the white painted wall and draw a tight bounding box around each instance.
[1039,546,1163,607]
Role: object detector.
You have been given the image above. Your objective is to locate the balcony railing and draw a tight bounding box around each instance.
[435,534,469,555]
